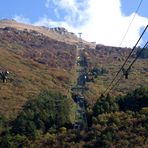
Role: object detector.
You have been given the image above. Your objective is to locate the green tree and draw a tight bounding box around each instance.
[12,90,71,137]
[93,94,119,116]
[117,87,148,112]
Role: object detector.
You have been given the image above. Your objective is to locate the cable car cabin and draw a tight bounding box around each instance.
[86,74,95,82]
[78,100,87,108]
[0,70,9,83]
[72,95,84,103]
[72,94,87,107]
[73,122,81,129]
[73,121,86,130]
[77,74,87,86]
[77,60,88,67]
[71,86,89,93]
[122,68,130,79]
[77,54,88,67]
[91,68,99,77]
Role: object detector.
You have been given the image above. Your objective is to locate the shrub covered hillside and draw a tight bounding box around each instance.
[82,45,147,103]
[0,27,76,70]
[11,91,73,138]
[0,26,147,117]
[0,22,147,147]
[0,27,76,118]
[0,87,147,147]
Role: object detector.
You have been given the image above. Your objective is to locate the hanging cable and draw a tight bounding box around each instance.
[127,41,148,71]
[119,0,144,47]
[103,25,148,95]
[107,41,148,94]
[107,75,123,94]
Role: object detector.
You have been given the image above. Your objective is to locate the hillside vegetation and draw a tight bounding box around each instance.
[0,24,147,117]
[0,19,79,44]
[84,45,147,98]
[0,27,76,118]
[0,87,147,147]
[0,20,147,147]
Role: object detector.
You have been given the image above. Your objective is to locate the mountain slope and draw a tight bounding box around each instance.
[0,19,79,44]
[0,25,77,118]
[0,20,147,118]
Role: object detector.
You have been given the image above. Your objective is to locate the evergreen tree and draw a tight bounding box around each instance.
[117,87,148,111]
[12,90,71,137]
[93,94,119,116]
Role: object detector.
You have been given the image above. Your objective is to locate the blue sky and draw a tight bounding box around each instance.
[0,0,147,47]
[121,0,148,18]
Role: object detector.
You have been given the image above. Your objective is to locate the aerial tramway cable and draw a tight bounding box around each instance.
[107,41,148,94]
[127,41,148,71]
[102,0,146,95]
[119,0,144,47]
[103,25,148,95]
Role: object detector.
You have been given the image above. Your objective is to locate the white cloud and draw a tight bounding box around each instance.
[15,0,148,47]
[43,0,148,47]
[45,0,88,26]
[79,0,148,47]
[34,16,76,32]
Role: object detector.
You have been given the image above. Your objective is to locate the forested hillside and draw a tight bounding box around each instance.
[0,21,147,147]
[81,45,147,104]
[0,87,147,147]
[0,26,76,118]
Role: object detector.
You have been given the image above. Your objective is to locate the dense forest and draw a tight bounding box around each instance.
[0,86,147,147]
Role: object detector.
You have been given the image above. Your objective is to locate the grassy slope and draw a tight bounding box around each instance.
[0,47,73,118]
[83,46,148,104]
[0,19,79,44]
[0,26,147,118]
[0,28,76,119]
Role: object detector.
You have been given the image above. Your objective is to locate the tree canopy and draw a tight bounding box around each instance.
[12,90,71,137]
[117,87,148,112]
[93,94,119,116]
